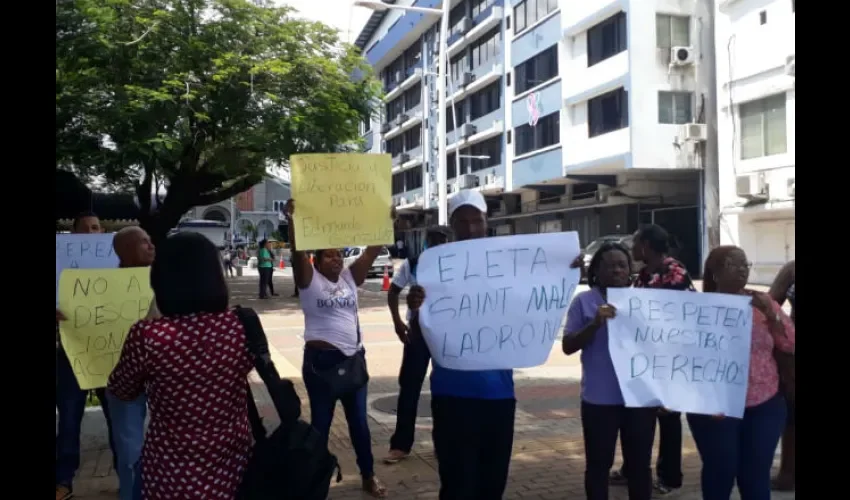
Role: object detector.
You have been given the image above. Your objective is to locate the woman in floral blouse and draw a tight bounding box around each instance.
[611,225,694,497]
[688,246,795,500]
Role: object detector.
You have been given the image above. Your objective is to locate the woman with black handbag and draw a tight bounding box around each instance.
[284,199,392,498]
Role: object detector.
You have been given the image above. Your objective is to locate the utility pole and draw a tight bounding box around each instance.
[703,0,720,252]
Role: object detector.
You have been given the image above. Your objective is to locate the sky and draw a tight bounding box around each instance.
[271,0,373,45]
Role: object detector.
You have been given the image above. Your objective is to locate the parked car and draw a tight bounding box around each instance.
[343,246,394,277]
[580,234,644,282]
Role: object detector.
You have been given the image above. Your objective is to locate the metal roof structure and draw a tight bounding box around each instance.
[354,0,399,51]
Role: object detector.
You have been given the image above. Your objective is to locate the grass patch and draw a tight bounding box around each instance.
[85,391,102,408]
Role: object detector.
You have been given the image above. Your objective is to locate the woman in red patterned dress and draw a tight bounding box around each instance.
[108,232,253,499]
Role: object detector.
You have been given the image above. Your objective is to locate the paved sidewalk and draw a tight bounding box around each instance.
[69,276,794,500]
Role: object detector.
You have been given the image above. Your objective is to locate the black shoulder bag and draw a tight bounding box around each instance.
[234,307,342,500]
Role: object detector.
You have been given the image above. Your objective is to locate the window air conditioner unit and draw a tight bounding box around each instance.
[399,197,407,205]
[785,55,795,77]
[450,182,460,193]
[458,17,473,35]
[458,174,479,189]
[380,122,391,134]
[460,123,477,138]
[460,72,474,87]
[396,113,409,125]
[596,190,609,203]
[670,46,695,66]
[787,178,795,198]
[680,123,707,142]
[430,182,438,194]
[735,174,769,200]
[399,152,410,163]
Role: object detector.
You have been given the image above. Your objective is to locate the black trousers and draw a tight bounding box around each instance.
[432,396,516,500]
[389,327,431,453]
[258,267,275,297]
[581,402,657,500]
[620,411,684,488]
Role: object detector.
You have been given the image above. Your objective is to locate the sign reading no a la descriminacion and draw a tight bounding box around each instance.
[606,288,753,418]
[57,268,153,390]
[290,153,393,251]
[417,233,581,371]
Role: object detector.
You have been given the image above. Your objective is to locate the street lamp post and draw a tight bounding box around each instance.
[354,0,450,225]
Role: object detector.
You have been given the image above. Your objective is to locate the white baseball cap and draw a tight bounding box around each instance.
[448,189,487,218]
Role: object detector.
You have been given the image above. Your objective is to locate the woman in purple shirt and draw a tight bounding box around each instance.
[562,242,657,500]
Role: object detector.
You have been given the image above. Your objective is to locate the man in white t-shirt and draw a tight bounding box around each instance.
[384,226,451,464]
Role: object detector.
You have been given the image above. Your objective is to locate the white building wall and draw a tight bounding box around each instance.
[715,0,795,284]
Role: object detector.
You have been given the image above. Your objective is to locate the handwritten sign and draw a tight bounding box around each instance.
[290,153,393,251]
[56,233,119,305]
[418,233,581,370]
[57,268,153,390]
[607,288,753,418]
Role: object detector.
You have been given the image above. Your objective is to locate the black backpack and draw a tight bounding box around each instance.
[235,307,342,500]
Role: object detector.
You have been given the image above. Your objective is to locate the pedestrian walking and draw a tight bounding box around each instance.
[768,259,795,491]
[55,212,120,500]
[257,239,277,298]
[611,224,695,496]
[563,242,658,500]
[223,247,235,277]
[384,226,451,465]
[108,232,254,499]
[687,246,795,500]
[284,199,392,498]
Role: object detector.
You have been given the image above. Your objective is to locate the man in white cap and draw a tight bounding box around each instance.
[406,189,580,498]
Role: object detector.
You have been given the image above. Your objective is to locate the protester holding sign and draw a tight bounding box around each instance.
[562,242,658,500]
[384,226,451,465]
[55,212,120,500]
[686,246,795,500]
[611,225,695,497]
[285,199,391,498]
[407,190,583,499]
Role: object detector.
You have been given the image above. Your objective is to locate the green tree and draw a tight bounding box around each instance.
[57,0,381,243]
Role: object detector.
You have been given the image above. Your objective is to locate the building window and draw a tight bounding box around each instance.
[385,98,404,121]
[449,3,467,38]
[515,111,560,156]
[384,57,405,88]
[471,28,502,70]
[469,136,502,171]
[450,53,469,83]
[362,116,371,134]
[587,12,627,67]
[447,152,458,179]
[740,94,787,159]
[472,0,496,18]
[403,125,422,150]
[386,135,404,158]
[515,45,558,94]
[272,200,288,213]
[469,80,502,120]
[446,100,466,131]
[656,14,690,48]
[404,166,423,190]
[404,41,422,72]
[759,10,767,25]
[588,88,629,137]
[658,91,693,124]
[514,0,559,34]
[403,83,421,110]
[392,172,405,195]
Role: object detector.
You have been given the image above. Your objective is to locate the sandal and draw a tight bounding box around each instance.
[609,469,628,486]
[362,476,388,498]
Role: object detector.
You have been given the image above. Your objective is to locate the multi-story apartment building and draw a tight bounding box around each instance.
[356,0,715,272]
[714,0,795,284]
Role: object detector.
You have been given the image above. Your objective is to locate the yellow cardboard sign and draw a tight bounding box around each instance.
[57,268,153,390]
[291,153,394,251]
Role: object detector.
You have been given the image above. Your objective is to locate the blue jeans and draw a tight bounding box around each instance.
[302,346,374,479]
[687,393,787,500]
[105,390,147,500]
[55,347,117,487]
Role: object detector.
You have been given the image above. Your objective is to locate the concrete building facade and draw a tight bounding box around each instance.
[356,0,715,272]
[714,0,795,284]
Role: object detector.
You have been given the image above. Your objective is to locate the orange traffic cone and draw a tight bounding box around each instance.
[381,265,391,292]
[279,254,285,270]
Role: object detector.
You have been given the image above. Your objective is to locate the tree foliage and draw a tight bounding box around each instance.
[57,0,381,242]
